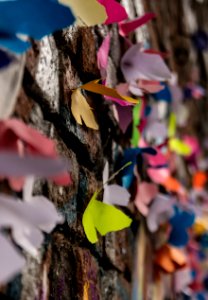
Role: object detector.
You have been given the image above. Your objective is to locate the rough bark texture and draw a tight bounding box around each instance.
[2,0,208,299]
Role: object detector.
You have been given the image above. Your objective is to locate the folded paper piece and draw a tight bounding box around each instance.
[71,89,99,130]
[169,138,192,156]
[60,0,127,25]
[0,177,63,283]
[0,118,57,157]
[82,192,132,243]
[0,190,63,257]
[104,94,134,106]
[0,195,60,256]
[97,34,111,78]
[23,177,64,233]
[168,112,176,138]
[145,121,168,142]
[98,0,128,25]
[193,216,208,235]
[192,171,207,190]
[103,162,130,207]
[169,208,195,247]
[0,34,30,55]
[128,83,144,97]
[116,105,132,133]
[152,83,172,103]
[174,268,192,293]
[59,0,106,26]
[131,102,141,147]
[0,119,71,189]
[0,233,25,284]
[137,80,164,94]
[121,44,171,83]
[115,83,130,97]
[144,49,169,58]
[145,149,168,168]
[81,80,138,105]
[147,194,174,232]
[157,101,169,120]
[134,182,158,216]
[0,49,12,69]
[0,0,75,53]
[119,12,156,36]
[121,147,157,188]
[103,184,130,207]
[0,151,69,179]
[147,167,170,184]
[162,176,184,194]
[155,244,186,273]
[184,135,200,157]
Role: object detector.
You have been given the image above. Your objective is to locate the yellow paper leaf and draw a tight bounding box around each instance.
[81,80,139,105]
[59,0,107,26]
[82,192,132,243]
[71,89,99,130]
[168,112,176,138]
[194,216,208,235]
[169,138,191,156]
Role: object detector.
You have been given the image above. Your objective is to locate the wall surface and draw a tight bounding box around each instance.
[4,21,134,300]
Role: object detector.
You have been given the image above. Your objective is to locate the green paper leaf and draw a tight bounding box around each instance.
[133,102,141,126]
[82,192,132,243]
[131,102,141,147]
[131,126,140,147]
